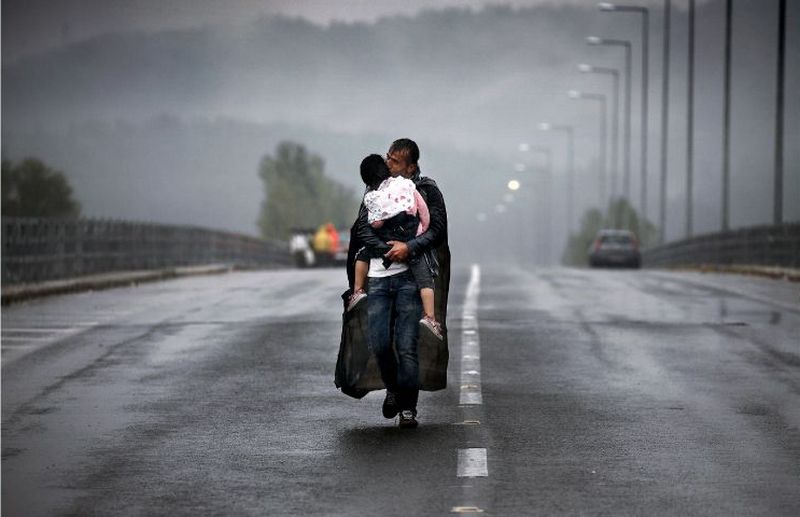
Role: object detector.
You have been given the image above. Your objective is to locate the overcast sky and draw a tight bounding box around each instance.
[3,0,793,241]
[4,0,689,61]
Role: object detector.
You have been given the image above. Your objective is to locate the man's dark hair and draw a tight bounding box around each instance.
[389,138,420,166]
[360,154,390,190]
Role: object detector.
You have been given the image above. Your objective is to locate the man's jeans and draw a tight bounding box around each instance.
[367,270,422,411]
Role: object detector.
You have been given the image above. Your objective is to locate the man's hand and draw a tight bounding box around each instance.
[385,241,410,262]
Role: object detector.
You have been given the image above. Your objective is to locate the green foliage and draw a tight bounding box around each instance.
[561,198,658,266]
[2,158,82,218]
[257,142,357,241]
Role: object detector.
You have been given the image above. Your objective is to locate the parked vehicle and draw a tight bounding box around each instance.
[588,229,641,268]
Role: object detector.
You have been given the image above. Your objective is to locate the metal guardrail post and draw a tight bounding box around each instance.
[642,223,799,269]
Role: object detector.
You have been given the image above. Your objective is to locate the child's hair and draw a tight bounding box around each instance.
[360,154,390,191]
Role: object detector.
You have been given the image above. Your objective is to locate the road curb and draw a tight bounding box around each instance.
[661,264,800,282]
[1,264,233,305]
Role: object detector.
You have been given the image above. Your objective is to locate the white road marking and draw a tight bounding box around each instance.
[460,264,482,405]
[2,328,82,333]
[457,448,488,477]
[1,343,41,349]
[1,336,57,342]
[0,324,99,366]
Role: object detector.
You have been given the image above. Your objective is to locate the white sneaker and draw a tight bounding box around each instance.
[420,316,443,340]
[347,290,367,312]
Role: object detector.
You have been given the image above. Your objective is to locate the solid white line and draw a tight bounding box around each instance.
[460,264,482,405]
[0,324,98,366]
[457,448,488,477]
[2,328,80,333]
[1,344,39,350]
[1,336,55,342]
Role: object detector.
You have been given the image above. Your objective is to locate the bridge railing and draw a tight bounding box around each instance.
[1,217,292,284]
[642,223,800,269]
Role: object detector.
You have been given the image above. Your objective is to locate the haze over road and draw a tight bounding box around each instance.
[2,265,799,515]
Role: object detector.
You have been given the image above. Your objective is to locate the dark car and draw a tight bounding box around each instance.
[588,229,641,268]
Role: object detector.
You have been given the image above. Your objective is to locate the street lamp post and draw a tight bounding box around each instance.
[568,90,608,209]
[528,146,554,265]
[599,3,650,222]
[658,0,671,244]
[774,0,786,225]
[578,64,620,202]
[587,37,633,206]
[539,123,575,233]
[686,0,695,237]
[722,0,732,231]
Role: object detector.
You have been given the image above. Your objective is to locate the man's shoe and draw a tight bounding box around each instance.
[420,316,443,340]
[398,409,418,428]
[382,391,399,419]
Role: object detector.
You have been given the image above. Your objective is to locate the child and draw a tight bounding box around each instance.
[348,154,443,340]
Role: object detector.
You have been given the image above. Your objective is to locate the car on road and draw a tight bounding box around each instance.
[588,229,641,268]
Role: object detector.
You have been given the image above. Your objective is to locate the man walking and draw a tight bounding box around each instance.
[353,138,450,428]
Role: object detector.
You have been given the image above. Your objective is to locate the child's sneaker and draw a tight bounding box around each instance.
[420,315,443,340]
[347,289,367,312]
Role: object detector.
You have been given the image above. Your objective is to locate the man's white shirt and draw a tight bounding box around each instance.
[367,258,409,278]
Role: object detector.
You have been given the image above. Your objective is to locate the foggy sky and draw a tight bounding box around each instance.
[2,0,797,261]
[3,0,685,62]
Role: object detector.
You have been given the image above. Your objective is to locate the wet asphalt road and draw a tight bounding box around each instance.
[2,265,799,516]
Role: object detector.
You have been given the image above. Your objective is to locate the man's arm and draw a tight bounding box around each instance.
[404,182,446,258]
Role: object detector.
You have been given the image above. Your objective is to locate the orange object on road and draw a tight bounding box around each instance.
[326,223,340,254]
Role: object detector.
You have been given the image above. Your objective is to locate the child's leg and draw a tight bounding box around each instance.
[354,260,368,292]
[409,259,436,320]
[420,287,435,319]
[347,259,370,312]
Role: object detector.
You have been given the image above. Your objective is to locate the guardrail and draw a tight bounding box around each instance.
[642,223,800,269]
[2,217,292,285]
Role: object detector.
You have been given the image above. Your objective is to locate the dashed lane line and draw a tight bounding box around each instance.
[453,264,488,513]
[457,448,489,478]
[460,264,482,405]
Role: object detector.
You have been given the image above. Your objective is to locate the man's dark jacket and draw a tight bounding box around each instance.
[335,171,451,398]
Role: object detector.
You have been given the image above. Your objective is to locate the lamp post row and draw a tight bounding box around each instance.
[579,0,786,240]
[522,0,787,250]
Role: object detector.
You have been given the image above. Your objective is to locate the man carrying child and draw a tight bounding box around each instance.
[345,138,450,428]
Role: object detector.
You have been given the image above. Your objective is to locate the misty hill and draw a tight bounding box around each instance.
[3,5,614,152]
